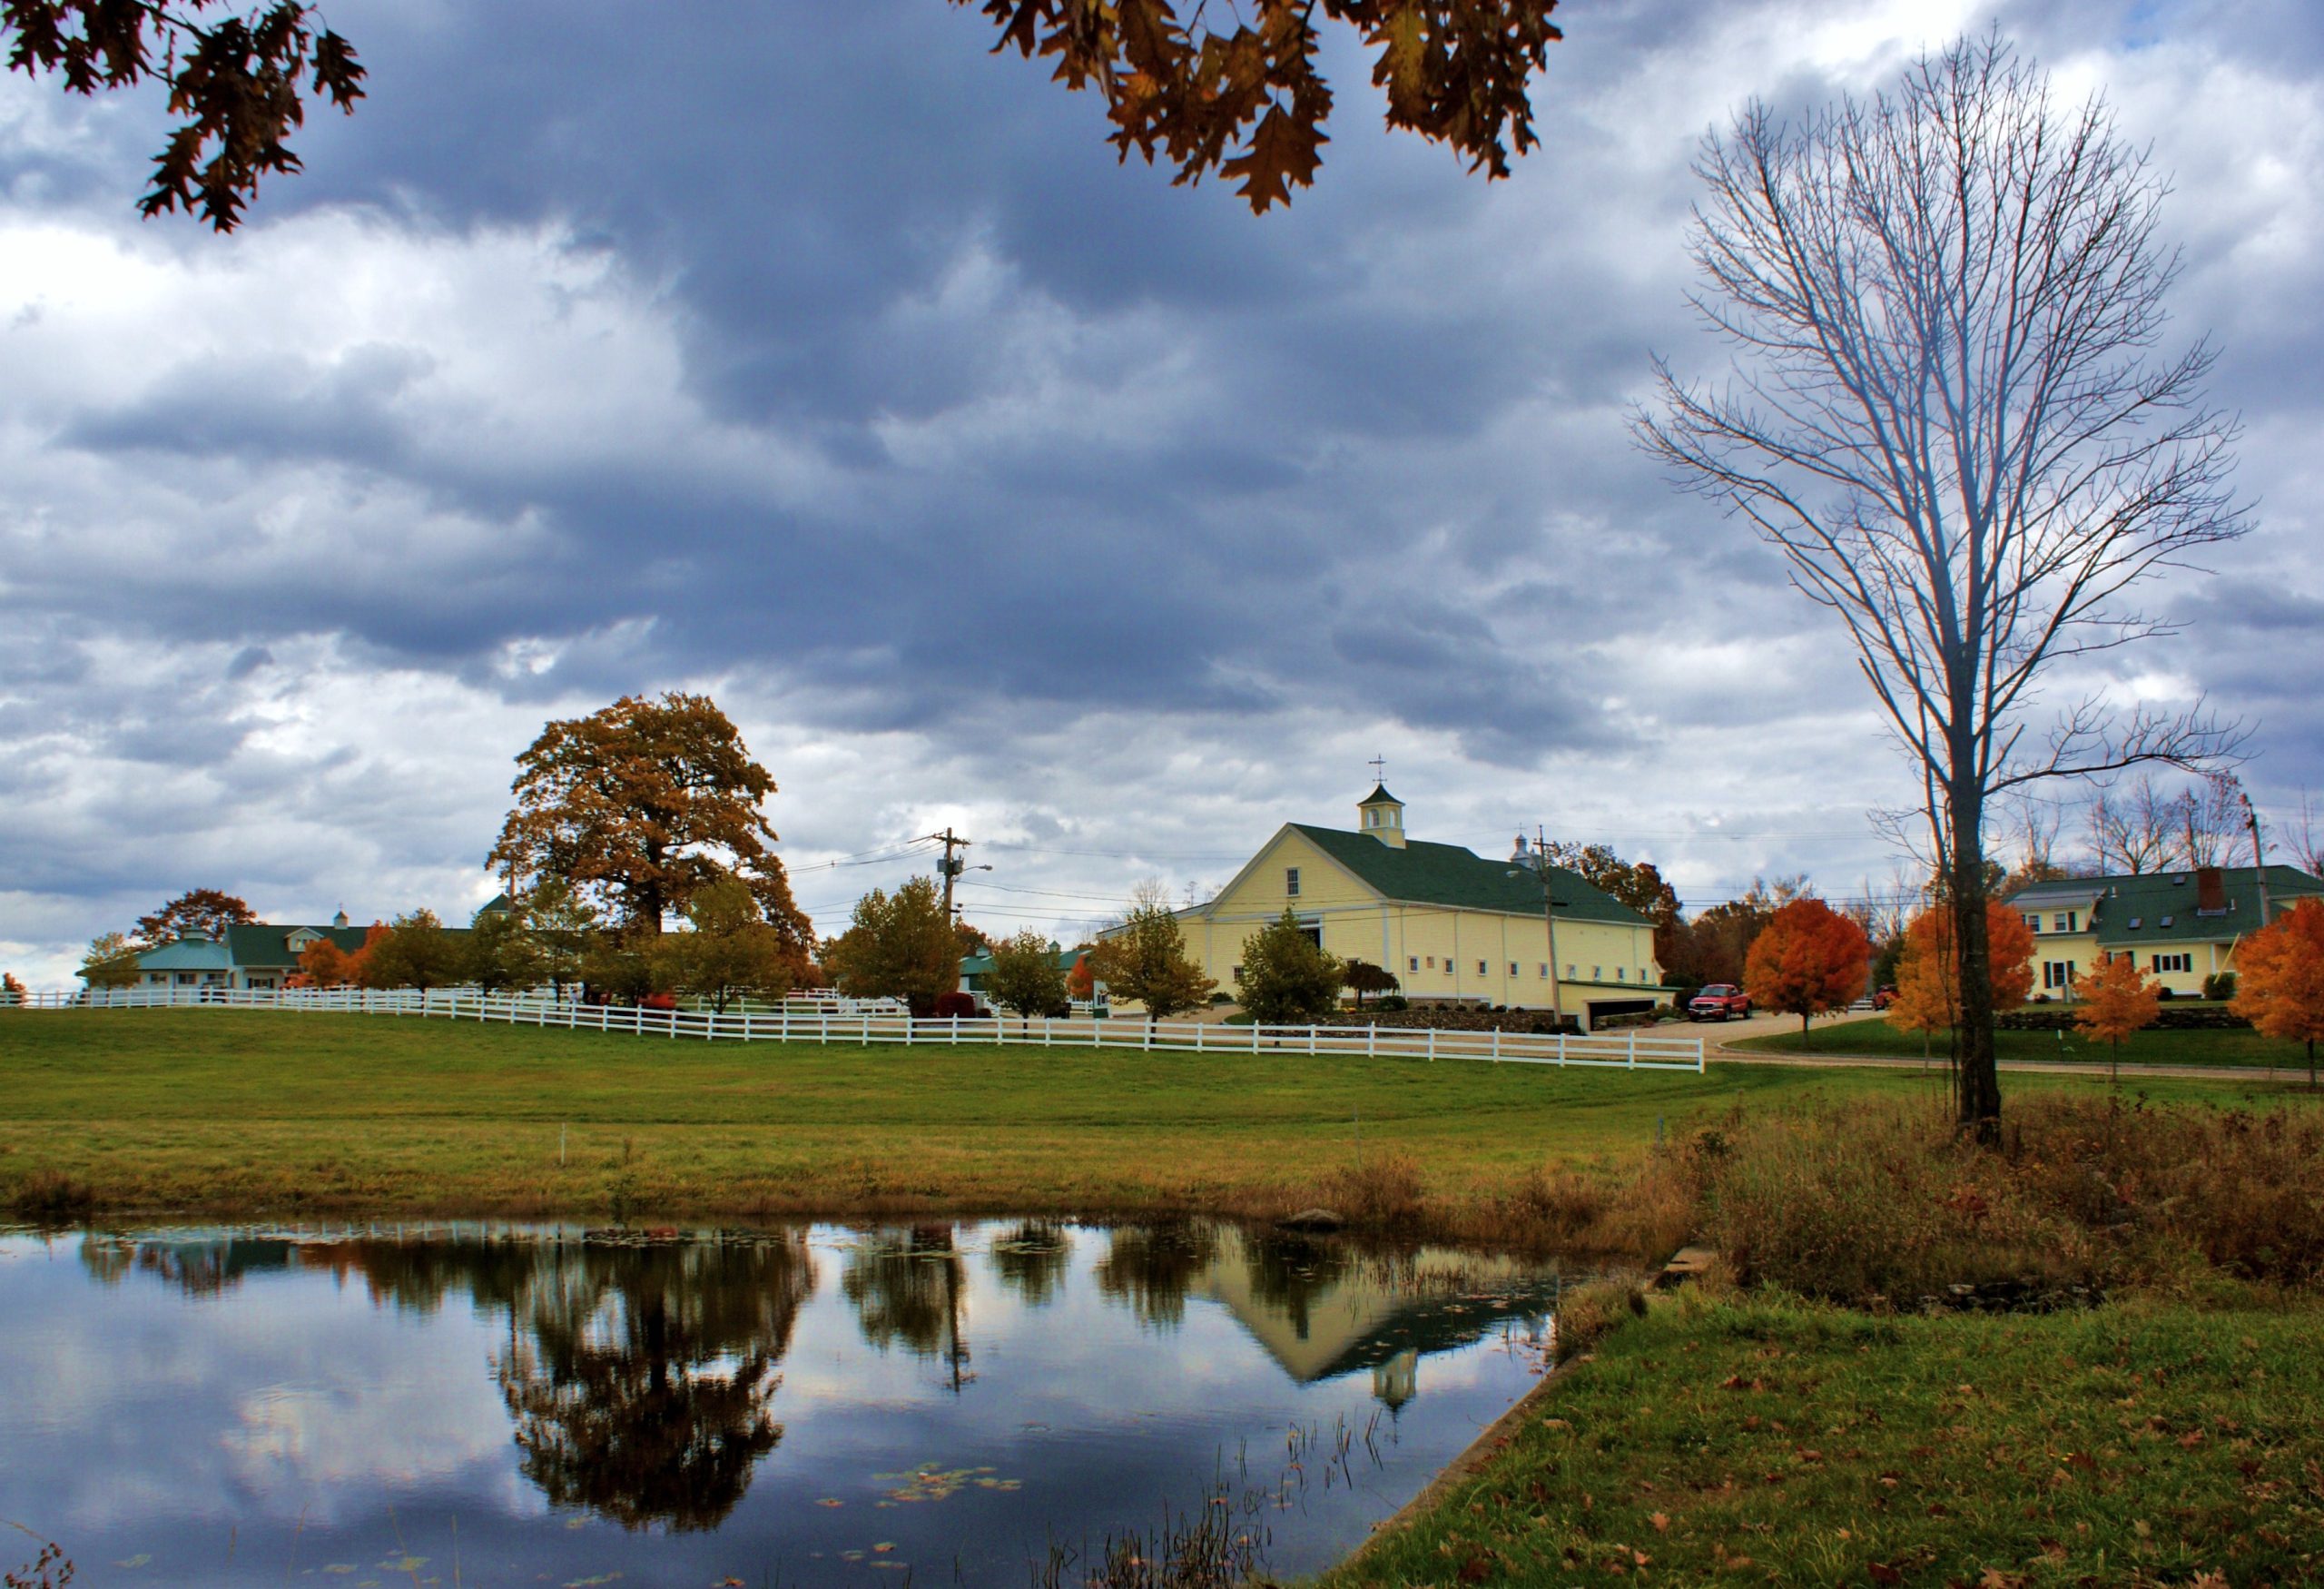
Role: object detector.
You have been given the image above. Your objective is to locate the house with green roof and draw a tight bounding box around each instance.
[127,913,372,992]
[1161,783,1672,1031]
[2004,864,2324,1000]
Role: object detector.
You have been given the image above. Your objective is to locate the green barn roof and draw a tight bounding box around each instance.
[1286,825,1651,927]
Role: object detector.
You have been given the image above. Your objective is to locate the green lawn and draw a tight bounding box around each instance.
[1731,1015,2318,1074]
[1332,1294,2324,1586]
[2,1007,2303,1228]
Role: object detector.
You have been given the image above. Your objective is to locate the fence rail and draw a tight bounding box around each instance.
[12,986,1706,1072]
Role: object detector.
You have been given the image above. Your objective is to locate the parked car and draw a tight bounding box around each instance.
[1688,983,1752,1021]
[1873,984,1898,1011]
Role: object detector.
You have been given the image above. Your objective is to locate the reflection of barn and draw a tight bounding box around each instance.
[1181,1230,1566,1411]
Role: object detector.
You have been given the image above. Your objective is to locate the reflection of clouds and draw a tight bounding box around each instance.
[219,1379,508,1495]
[0,1222,1564,1573]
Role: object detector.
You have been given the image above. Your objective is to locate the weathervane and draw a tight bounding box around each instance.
[1368,754,1385,786]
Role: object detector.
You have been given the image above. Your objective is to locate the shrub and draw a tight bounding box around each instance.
[1373,994,1409,1012]
[1554,1278,1648,1358]
[2204,971,2239,1002]
[931,991,980,1020]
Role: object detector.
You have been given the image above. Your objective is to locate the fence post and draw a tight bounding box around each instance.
[1627,1030,1637,1070]
[1427,1028,1436,1063]
[1491,1028,1501,1063]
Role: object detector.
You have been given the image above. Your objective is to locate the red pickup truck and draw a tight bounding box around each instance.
[1688,983,1753,1021]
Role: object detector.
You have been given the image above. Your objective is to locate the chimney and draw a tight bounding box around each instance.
[2194,866,2228,916]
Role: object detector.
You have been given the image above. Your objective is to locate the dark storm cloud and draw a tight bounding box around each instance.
[5,0,2322,982]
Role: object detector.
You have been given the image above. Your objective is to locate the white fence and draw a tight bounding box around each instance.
[13,985,1705,1072]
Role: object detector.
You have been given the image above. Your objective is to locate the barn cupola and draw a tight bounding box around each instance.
[1357,781,1407,848]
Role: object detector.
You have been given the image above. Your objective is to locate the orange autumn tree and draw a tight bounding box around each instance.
[486,693,813,975]
[296,937,358,988]
[1888,902,2037,1039]
[2074,952,2162,1085]
[2232,897,2324,1090]
[1743,896,1870,1043]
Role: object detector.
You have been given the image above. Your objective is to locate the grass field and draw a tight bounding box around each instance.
[1731,1015,2319,1074]
[1331,1293,2324,1586]
[3,1007,2309,1232]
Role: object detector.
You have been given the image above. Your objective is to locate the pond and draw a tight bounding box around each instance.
[0,1219,1582,1585]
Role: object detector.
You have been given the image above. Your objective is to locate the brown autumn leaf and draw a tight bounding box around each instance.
[1649,1512,1670,1533]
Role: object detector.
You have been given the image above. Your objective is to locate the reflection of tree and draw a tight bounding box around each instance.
[1094,1221,1221,1327]
[843,1225,973,1391]
[83,1236,297,1297]
[989,1219,1070,1308]
[495,1239,815,1530]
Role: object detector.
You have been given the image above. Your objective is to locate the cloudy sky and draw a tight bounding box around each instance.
[4,0,2319,982]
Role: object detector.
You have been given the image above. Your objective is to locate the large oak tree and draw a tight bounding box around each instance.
[487,694,812,962]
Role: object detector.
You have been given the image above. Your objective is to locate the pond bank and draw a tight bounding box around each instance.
[1324,1290,2324,1586]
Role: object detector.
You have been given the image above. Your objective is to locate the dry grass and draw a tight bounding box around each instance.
[1692,1093,2324,1303]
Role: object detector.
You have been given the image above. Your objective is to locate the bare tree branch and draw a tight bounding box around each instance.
[1632,34,2248,1140]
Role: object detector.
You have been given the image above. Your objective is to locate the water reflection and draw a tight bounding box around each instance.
[19,1220,1573,1581]
[492,1238,813,1530]
[842,1224,974,1389]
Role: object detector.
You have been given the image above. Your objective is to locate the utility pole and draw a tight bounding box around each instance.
[2244,792,2270,927]
[1537,824,1567,1033]
[1510,826,1571,1034]
[928,827,972,921]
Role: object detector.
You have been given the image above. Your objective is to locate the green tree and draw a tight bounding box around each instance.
[653,878,796,1014]
[580,933,658,1005]
[359,910,463,993]
[1087,886,1216,1031]
[522,876,599,999]
[464,906,547,995]
[1236,908,1344,1024]
[985,930,1070,1030]
[79,931,143,989]
[820,876,958,1012]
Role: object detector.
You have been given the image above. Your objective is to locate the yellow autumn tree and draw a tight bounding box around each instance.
[2073,952,2162,1085]
[1888,902,2037,1038]
[2232,897,2324,1090]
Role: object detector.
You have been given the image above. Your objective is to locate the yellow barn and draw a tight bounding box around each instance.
[1175,784,1672,1031]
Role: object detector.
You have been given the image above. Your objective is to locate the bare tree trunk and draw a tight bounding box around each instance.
[1947,778,2001,1143]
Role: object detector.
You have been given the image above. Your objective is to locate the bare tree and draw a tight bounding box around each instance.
[2086,773,2183,875]
[1997,791,2072,889]
[2178,771,2248,869]
[1636,35,2247,1141]
[2292,794,2324,880]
